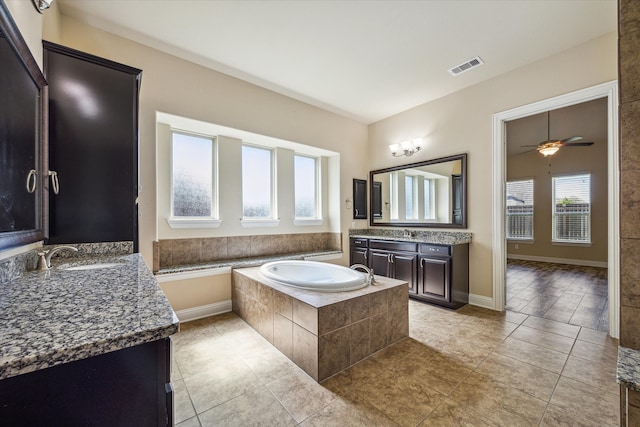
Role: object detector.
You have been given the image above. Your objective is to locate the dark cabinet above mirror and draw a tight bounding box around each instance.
[369,153,467,228]
[0,2,48,251]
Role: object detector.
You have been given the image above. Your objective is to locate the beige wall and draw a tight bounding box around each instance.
[507,137,608,264]
[43,15,369,271]
[368,32,617,299]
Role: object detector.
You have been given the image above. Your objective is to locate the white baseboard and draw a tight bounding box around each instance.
[507,254,607,268]
[468,293,495,310]
[175,300,232,323]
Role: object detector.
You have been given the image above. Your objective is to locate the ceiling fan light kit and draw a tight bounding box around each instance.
[522,110,594,157]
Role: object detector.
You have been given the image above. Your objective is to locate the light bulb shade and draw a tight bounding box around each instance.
[388,143,400,154]
[539,146,559,157]
[32,0,53,13]
[412,137,424,149]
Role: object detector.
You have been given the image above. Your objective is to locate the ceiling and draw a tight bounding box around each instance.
[506,97,608,157]
[56,0,616,124]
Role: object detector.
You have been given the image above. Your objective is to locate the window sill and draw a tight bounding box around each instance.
[167,218,222,229]
[552,241,592,247]
[294,219,324,226]
[507,239,535,244]
[241,219,280,228]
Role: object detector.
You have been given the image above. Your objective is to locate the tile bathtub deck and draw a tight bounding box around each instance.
[172,301,619,426]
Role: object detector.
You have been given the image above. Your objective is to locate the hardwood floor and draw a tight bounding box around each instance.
[506,259,608,332]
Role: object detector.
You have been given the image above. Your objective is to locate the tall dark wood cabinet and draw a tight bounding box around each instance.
[43,42,141,250]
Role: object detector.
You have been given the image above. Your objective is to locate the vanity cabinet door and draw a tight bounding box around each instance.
[391,252,418,294]
[369,249,392,277]
[350,247,368,266]
[418,256,450,303]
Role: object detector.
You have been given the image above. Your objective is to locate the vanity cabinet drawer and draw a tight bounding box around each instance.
[419,244,451,257]
[350,238,369,248]
[369,240,417,253]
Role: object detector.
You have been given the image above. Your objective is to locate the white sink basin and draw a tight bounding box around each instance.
[62,263,123,271]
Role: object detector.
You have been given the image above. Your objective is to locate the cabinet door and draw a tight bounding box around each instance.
[353,179,367,219]
[350,247,368,266]
[419,256,450,302]
[369,250,391,277]
[44,42,141,248]
[391,252,418,294]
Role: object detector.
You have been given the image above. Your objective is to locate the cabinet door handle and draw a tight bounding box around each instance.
[364,252,368,260]
[389,254,394,263]
[26,169,37,193]
[421,258,425,267]
[49,170,60,195]
[355,208,358,216]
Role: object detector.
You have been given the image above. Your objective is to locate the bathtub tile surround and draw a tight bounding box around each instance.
[153,232,341,272]
[232,267,408,381]
[0,253,178,380]
[349,228,472,245]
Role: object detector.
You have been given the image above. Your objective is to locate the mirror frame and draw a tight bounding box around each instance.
[0,1,48,251]
[369,153,467,228]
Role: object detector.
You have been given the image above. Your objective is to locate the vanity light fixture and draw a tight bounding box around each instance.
[389,138,423,157]
[32,0,53,13]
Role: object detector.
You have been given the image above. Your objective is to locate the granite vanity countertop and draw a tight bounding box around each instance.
[0,253,179,381]
[349,229,472,245]
[617,346,640,392]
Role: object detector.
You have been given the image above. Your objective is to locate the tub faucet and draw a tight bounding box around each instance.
[36,245,78,270]
[350,264,375,286]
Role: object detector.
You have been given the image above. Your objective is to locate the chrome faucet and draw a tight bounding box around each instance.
[350,264,375,286]
[36,245,78,270]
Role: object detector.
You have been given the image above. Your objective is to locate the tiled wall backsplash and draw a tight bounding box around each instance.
[153,232,342,272]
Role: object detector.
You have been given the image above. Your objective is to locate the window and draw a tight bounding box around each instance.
[242,145,274,219]
[506,179,534,240]
[405,175,417,219]
[424,178,434,220]
[171,132,215,218]
[294,155,319,219]
[552,173,591,243]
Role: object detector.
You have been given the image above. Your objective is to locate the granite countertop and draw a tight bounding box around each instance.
[156,250,343,275]
[0,253,179,380]
[349,229,472,245]
[617,346,640,392]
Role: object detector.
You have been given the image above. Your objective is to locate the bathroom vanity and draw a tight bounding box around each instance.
[0,254,179,425]
[350,230,471,309]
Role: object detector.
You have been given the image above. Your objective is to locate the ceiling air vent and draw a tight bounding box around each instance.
[448,56,484,76]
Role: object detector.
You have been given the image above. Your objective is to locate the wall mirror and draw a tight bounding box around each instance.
[369,153,467,228]
[0,2,48,250]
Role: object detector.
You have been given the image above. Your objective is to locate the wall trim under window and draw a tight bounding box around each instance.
[241,219,280,228]
[167,218,222,229]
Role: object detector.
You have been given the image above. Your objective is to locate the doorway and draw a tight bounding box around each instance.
[491,81,620,338]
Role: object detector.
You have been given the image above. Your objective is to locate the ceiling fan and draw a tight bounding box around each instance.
[521,111,593,157]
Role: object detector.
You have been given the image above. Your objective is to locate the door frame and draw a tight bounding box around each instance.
[491,81,620,338]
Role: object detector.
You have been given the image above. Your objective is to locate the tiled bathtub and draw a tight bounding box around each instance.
[232,266,408,381]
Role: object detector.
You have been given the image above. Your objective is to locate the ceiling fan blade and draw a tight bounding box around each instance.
[561,136,583,143]
[563,141,593,147]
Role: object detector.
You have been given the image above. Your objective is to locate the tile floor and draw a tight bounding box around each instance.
[172,301,619,426]
[506,259,609,332]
